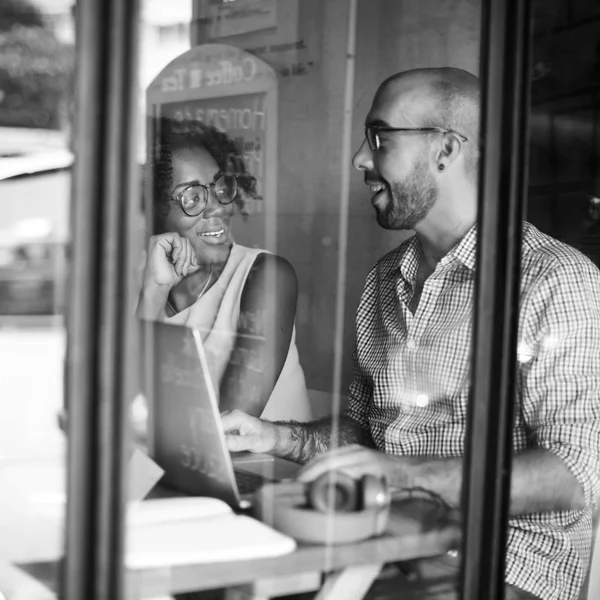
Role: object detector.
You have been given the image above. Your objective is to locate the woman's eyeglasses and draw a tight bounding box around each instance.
[168,172,238,217]
[364,125,468,151]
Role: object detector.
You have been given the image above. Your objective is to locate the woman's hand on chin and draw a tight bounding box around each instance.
[143,232,200,289]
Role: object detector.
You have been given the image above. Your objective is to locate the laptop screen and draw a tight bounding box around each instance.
[146,321,240,507]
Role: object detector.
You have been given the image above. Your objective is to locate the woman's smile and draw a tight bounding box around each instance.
[197,227,227,243]
[198,228,224,237]
[196,217,230,244]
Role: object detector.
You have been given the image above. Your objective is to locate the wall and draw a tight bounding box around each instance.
[527,2,600,269]
[190,0,481,398]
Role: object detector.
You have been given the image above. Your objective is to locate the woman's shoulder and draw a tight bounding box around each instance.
[233,243,267,259]
[234,244,295,275]
[251,252,296,277]
[242,251,298,299]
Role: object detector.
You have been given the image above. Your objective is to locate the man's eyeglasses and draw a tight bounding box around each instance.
[168,172,238,217]
[364,125,468,151]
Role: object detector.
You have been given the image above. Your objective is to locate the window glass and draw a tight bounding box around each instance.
[9,1,591,598]
[19,1,600,599]
[530,1,600,260]
[0,0,74,596]
[521,3,600,600]
[125,1,600,598]
[129,1,481,599]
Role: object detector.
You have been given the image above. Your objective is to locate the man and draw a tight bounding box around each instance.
[221,68,600,600]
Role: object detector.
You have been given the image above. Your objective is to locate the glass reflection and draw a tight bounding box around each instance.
[0,0,74,596]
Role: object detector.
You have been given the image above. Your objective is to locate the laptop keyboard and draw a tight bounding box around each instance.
[234,469,270,495]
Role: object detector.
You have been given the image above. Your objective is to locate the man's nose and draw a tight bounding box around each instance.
[352,137,372,171]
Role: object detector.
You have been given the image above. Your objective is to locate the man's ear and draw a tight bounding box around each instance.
[436,133,463,172]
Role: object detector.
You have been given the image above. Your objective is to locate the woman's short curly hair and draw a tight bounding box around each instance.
[150,117,260,232]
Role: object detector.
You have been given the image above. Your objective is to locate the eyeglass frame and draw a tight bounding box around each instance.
[167,171,238,217]
[364,125,468,151]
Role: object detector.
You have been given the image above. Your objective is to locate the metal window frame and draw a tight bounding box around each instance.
[460,1,533,599]
[63,1,140,599]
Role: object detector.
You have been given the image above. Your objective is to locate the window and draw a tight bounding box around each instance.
[3,1,599,600]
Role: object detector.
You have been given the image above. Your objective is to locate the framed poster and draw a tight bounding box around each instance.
[194,0,277,39]
[146,43,278,251]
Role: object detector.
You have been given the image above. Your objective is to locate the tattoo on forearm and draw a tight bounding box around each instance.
[274,415,365,464]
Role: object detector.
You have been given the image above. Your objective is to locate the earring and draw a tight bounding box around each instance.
[438,164,445,171]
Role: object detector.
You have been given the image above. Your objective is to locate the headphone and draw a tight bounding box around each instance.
[307,470,389,513]
[254,471,391,545]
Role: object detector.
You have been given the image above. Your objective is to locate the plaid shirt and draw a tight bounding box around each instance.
[347,222,600,600]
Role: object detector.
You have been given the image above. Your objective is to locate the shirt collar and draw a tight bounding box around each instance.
[440,224,477,271]
[393,224,478,284]
[396,235,423,285]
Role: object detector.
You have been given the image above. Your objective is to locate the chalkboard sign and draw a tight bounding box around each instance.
[146,43,278,251]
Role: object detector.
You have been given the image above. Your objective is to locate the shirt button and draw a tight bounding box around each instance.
[407,339,417,350]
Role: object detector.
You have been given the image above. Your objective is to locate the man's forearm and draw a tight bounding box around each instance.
[272,415,366,464]
[387,448,585,515]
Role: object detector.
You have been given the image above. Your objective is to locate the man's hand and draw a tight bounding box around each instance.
[221,411,368,464]
[221,409,279,454]
[297,444,401,484]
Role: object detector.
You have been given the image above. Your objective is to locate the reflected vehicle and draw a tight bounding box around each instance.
[0,236,67,315]
[0,146,72,316]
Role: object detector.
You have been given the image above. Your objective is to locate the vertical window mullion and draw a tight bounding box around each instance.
[64,1,140,599]
[461,1,533,599]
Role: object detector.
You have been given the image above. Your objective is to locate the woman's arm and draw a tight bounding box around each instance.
[137,282,170,320]
[136,233,199,320]
[219,253,298,416]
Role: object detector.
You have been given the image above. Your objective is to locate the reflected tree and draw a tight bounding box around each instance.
[0,0,74,129]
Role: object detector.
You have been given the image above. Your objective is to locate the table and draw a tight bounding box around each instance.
[125,498,461,600]
[11,475,461,600]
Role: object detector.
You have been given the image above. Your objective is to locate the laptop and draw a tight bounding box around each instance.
[144,320,300,509]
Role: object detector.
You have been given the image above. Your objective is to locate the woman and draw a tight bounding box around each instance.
[138,118,311,421]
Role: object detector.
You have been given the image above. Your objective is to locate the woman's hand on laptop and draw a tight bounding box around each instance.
[221,409,278,454]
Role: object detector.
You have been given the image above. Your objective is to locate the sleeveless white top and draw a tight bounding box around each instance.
[164,244,311,422]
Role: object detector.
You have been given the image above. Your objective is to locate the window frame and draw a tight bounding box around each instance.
[64,1,141,599]
[460,1,533,599]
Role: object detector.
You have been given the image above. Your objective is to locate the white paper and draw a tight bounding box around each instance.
[128,447,165,504]
[127,514,296,569]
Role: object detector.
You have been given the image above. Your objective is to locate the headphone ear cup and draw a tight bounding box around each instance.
[256,481,391,545]
[308,471,359,513]
[360,474,390,510]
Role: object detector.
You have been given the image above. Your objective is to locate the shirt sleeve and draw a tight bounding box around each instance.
[345,344,374,431]
[519,260,600,509]
[344,265,378,433]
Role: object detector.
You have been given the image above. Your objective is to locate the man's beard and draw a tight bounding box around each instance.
[376,159,438,230]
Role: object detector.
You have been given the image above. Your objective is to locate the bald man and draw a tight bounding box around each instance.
[221,68,600,600]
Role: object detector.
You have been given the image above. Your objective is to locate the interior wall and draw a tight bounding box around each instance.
[527,2,600,269]
[344,0,481,393]
[190,0,481,398]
